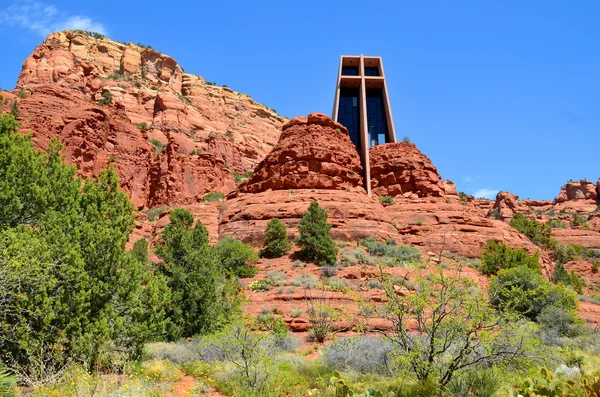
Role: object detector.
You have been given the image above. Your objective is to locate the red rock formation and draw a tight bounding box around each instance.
[239,113,364,194]
[386,197,541,258]
[219,190,399,245]
[7,30,286,209]
[490,191,532,219]
[369,142,446,197]
[555,180,598,203]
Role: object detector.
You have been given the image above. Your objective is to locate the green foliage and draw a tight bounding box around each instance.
[137,122,149,130]
[203,191,224,202]
[149,138,164,155]
[479,240,541,275]
[147,205,169,221]
[98,91,113,106]
[572,212,590,228]
[509,213,554,247]
[402,136,411,143]
[150,85,158,91]
[230,170,253,184]
[546,218,567,228]
[10,99,18,117]
[260,218,291,258]
[489,266,578,321]
[155,208,239,339]
[553,243,581,265]
[377,195,394,205]
[17,89,26,99]
[377,266,537,388]
[296,201,338,266]
[215,237,258,278]
[0,368,18,397]
[516,368,600,397]
[444,369,503,397]
[0,112,170,381]
[131,238,149,266]
[248,278,276,291]
[359,237,421,265]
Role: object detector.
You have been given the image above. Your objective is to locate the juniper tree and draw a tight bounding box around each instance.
[296,201,338,266]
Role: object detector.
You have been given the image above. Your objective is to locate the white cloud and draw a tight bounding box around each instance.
[473,188,499,199]
[0,1,107,37]
[462,176,475,183]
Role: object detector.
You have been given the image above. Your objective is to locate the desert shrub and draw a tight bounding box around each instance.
[322,336,392,375]
[479,240,541,275]
[155,209,240,339]
[266,270,287,286]
[321,265,339,277]
[546,217,567,228]
[489,266,578,321]
[137,122,149,130]
[203,191,224,202]
[147,205,169,221]
[444,369,503,397]
[509,213,554,247]
[319,277,350,292]
[216,237,258,278]
[149,138,165,155]
[98,91,113,106]
[536,306,587,338]
[131,238,149,265]
[144,342,198,364]
[366,279,383,289]
[340,247,377,266]
[360,237,421,265]
[296,201,338,266]
[291,274,318,289]
[272,335,302,352]
[553,243,582,265]
[514,368,600,396]
[259,218,291,258]
[571,212,590,228]
[378,195,394,205]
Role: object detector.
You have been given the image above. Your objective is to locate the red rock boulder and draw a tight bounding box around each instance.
[555,180,598,203]
[369,142,446,197]
[239,113,364,194]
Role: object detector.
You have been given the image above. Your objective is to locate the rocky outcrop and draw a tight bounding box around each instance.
[146,139,237,208]
[219,190,399,245]
[555,180,599,203]
[239,113,364,194]
[386,197,541,258]
[8,30,286,209]
[490,191,531,219]
[369,142,446,197]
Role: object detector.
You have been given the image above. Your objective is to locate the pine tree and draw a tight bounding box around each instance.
[296,201,338,266]
[260,218,291,258]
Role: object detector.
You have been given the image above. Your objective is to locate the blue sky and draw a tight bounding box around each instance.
[1,0,598,200]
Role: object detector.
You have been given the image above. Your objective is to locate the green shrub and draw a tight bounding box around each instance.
[248,279,275,291]
[156,209,239,339]
[553,243,582,265]
[536,306,586,337]
[479,240,541,275]
[10,100,18,117]
[149,138,164,155]
[203,191,224,202]
[489,266,578,321]
[147,205,169,221]
[359,237,421,265]
[377,195,394,205]
[0,368,17,397]
[260,218,291,258]
[546,217,566,228]
[509,213,554,247]
[230,170,253,184]
[137,122,149,130]
[98,91,113,106]
[296,201,338,266]
[0,113,171,380]
[572,212,590,228]
[216,237,258,278]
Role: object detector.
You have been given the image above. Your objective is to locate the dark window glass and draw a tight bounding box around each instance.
[342,66,359,76]
[337,88,360,150]
[364,66,380,76]
[365,88,388,148]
